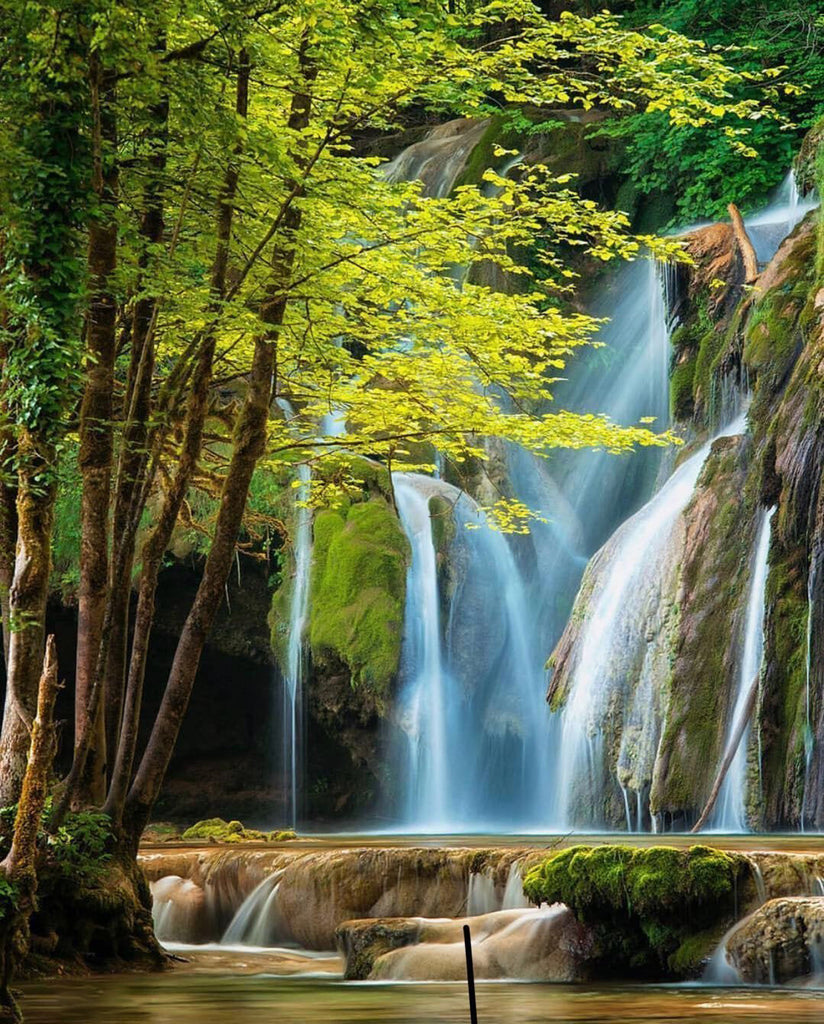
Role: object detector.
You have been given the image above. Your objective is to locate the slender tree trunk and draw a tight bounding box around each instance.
[691,675,759,833]
[104,53,249,823]
[122,39,313,849]
[728,202,759,284]
[0,637,59,1021]
[0,433,57,807]
[104,83,168,769]
[121,337,276,848]
[74,52,119,807]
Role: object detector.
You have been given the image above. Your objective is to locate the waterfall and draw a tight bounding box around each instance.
[392,475,451,827]
[712,507,775,832]
[391,473,554,830]
[276,399,313,828]
[742,170,816,265]
[382,118,491,199]
[555,437,716,827]
[283,465,311,827]
[221,873,290,947]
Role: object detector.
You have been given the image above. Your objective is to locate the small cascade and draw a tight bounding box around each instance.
[391,473,554,830]
[712,507,775,831]
[703,925,743,986]
[745,171,816,265]
[467,870,498,916]
[801,559,819,828]
[383,118,491,199]
[501,862,531,910]
[151,876,212,945]
[221,873,290,947]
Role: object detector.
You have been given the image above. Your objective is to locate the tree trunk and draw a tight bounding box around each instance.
[104,84,168,770]
[74,52,119,807]
[118,39,313,848]
[104,52,249,823]
[0,433,57,807]
[0,637,59,1021]
[728,202,759,284]
[122,335,276,848]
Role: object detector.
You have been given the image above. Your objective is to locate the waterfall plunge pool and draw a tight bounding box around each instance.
[18,970,824,1023]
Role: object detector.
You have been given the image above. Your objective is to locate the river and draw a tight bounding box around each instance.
[20,968,824,1023]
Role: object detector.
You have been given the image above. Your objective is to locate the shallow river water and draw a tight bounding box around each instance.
[19,973,824,1024]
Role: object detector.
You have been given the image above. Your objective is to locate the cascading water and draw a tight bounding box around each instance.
[391,473,554,830]
[712,506,775,832]
[546,171,816,833]
[276,400,313,827]
[553,420,744,829]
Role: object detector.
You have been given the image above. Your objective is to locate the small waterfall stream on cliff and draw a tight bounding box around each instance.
[276,399,313,827]
[712,507,776,831]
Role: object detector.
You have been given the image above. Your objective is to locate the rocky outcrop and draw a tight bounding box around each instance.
[725,896,824,984]
[523,844,752,980]
[337,906,594,981]
[651,434,757,828]
[141,845,543,949]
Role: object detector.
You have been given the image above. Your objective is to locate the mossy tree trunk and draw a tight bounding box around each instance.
[73,51,119,809]
[0,435,58,808]
[0,637,59,1021]
[104,50,250,825]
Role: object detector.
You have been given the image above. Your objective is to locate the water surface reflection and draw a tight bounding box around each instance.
[19,975,824,1024]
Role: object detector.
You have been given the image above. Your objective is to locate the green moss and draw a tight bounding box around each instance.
[670,354,697,421]
[759,542,809,822]
[307,497,409,701]
[180,818,295,843]
[651,440,755,818]
[523,844,747,979]
[744,218,817,417]
[452,116,525,191]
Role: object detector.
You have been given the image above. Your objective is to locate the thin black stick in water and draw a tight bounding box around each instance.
[463,924,478,1024]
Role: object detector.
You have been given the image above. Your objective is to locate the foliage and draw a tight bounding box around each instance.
[45,810,113,885]
[1,0,776,508]
[0,803,112,885]
[603,0,824,223]
[523,843,747,977]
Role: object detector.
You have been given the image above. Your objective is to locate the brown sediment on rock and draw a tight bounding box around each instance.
[140,844,824,955]
[725,896,824,984]
[337,905,594,981]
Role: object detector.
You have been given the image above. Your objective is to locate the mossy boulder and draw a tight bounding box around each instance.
[523,844,748,979]
[180,818,295,843]
[308,497,409,702]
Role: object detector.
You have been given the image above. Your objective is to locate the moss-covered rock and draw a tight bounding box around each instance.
[523,844,748,979]
[179,818,296,843]
[651,434,757,827]
[308,497,409,702]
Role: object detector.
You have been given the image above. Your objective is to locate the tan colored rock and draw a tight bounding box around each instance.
[337,906,594,981]
[725,896,824,984]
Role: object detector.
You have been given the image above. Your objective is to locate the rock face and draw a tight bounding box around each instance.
[651,434,757,828]
[725,896,824,984]
[337,906,594,981]
[141,845,544,950]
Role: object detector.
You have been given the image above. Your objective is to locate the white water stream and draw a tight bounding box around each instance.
[712,507,776,831]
